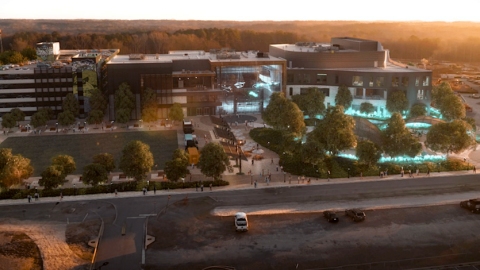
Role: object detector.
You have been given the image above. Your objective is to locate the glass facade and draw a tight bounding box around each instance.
[216,65,282,114]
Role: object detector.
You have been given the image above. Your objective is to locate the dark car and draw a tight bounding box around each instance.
[345,209,366,222]
[323,211,339,222]
[460,199,480,213]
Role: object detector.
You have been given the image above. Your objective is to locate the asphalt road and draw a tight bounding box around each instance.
[2,173,480,270]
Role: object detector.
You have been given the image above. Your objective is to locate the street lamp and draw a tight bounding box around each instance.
[283,171,286,182]
[348,168,350,178]
[84,121,87,132]
[56,122,58,133]
[438,163,440,173]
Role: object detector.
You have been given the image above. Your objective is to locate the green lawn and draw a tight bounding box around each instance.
[0,131,178,176]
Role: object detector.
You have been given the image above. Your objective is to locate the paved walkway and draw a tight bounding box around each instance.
[1,169,478,206]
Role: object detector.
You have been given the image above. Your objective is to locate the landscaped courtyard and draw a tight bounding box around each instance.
[0,130,178,176]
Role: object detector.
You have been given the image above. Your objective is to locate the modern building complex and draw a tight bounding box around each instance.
[1,37,432,121]
[0,42,118,119]
[106,49,285,119]
[269,37,433,118]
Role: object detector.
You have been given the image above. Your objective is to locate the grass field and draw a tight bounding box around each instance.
[0,131,178,176]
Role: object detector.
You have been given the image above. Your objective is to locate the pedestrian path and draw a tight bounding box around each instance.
[1,169,477,206]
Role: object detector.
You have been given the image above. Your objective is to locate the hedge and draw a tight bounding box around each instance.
[0,179,229,200]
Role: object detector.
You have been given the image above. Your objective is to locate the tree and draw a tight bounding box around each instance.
[432,82,466,121]
[116,108,131,125]
[335,85,353,109]
[262,92,306,137]
[164,149,190,182]
[464,117,476,131]
[0,149,33,189]
[168,103,184,122]
[38,107,54,120]
[198,142,231,181]
[89,88,107,112]
[386,91,409,114]
[356,140,382,166]
[82,163,108,187]
[10,108,25,125]
[39,165,64,189]
[30,112,48,128]
[299,140,326,166]
[382,113,422,158]
[425,120,476,155]
[87,109,104,126]
[1,113,16,131]
[291,88,325,119]
[57,111,76,127]
[359,102,375,115]
[0,51,25,64]
[115,82,135,122]
[93,153,116,173]
[308,105,356,156]
[409,104,427,118]
[21,47,37,61]
[142,88,156,108]
[440,94,465,121]
[52,155,76,177]
[141,88,158,124]
[62,93,80,116]
[119,141,154,181]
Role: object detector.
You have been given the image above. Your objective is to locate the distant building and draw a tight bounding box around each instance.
[0,42,118,120]
[269,37,433,117]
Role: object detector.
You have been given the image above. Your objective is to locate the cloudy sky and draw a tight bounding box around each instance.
[1,0,479,21]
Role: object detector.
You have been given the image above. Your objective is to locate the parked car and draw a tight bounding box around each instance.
[323,211,339,222]
[234,212,249,232]
[345,209,366,222]
[460,199,480,213]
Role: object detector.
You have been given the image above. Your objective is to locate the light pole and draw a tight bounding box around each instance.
[467,159,469,171]
[56,122,58,133]
[348,168,350,178]
[84,121,87,132]
[283,171,286,183]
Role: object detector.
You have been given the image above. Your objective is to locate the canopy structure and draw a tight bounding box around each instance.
[353,116,383,146]
[406,116,445,129]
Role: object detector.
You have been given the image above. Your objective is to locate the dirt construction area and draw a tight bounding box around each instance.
[146,198,480,270]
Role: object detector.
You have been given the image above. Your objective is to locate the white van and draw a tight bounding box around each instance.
[234,212,248,232]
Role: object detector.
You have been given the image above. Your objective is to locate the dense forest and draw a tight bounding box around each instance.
[1,20,480,62]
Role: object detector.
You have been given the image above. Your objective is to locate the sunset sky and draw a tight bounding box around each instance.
[1,0,480,21]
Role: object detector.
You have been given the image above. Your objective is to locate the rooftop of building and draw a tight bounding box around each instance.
[271,37,382,53]
[0,64,37,74]
[108,50,284,65]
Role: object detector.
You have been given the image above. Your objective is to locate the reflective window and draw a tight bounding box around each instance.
[415,77,420,86]
[417,89,425,100]
[402,77,409,87]
[368,76,374,87]
[392,77,399,87]
[352,76,363,86]
[316,74,327,84]
[376,77,384,87]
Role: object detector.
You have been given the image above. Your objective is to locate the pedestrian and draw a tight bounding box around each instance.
[251,159,254,165]
[328,171,330,181]
[380,171,384,178]
[416,169,419,176]
[267,178,270,185]
[280,166,283,172]
[427,169,430,176]
[276,165,279,171]
[201,184,204,192]
[143,187,146,195]
[385,169,388,177]
[115,189,118,196]
[154,184,156,194]
[409,170,412,177]
[302,176,305,183]
[308,178,311,184]
[256,143,259,149]
[360,172,363,179]
[474,166,477,174]
[297,176,300,184]
[401,169,404,177]
[254,180,257,188]
[271,159,274,164]
[196,183,198,192]
[27,195,31,203]
[34,192,39,201]
[209,183,212,191]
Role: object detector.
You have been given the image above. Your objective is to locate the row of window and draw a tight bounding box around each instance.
[36,87,73,92]
[291,87,430,101]
[35,78,73,83]
[287,73,431,88]
[36,96,66,102]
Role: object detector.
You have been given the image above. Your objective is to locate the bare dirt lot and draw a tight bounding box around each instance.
[146,198,480,270]
[66,219,101,261]
[0,231,42,270]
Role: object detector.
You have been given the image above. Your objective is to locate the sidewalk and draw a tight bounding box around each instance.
[1,169,478,206]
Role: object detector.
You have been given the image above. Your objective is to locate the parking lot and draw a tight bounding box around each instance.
[146,198,480,270]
